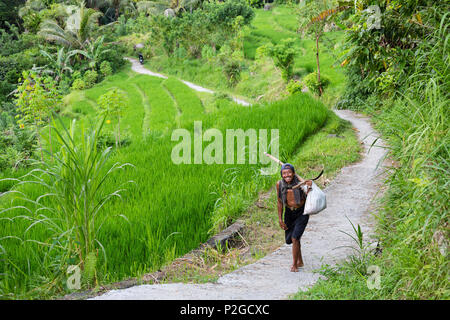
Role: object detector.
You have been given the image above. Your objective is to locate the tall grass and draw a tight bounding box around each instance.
[370,14,449,298]
[294,82,449,299]
[0,115,133,297]
[372,80,449,299]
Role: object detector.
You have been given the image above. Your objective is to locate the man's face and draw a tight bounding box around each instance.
[282,169,294,183]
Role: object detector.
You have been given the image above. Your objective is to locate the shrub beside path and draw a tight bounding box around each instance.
[91,61,388,300]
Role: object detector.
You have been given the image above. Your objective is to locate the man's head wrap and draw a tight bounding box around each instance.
[280,163,295,177]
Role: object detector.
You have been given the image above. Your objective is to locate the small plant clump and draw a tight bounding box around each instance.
[100,61,113,78]
[83,70,98,89]
[71,78,86,90]
[286,79,302,96]
[303,72,330,96]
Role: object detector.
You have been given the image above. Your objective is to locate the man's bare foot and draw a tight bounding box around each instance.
[297,259,304,267]
[290,265,299,272]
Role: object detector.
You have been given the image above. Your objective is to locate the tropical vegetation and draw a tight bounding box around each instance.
[0,0,448,300]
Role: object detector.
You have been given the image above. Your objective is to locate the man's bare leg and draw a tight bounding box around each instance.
[297,243,304,267]
[291,238,300,272]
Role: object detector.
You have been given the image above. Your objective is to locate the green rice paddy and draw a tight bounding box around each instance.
[0,5,353,299]
[0,65,332,297]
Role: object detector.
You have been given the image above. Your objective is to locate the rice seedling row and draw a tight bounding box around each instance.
[162,77,205,125]
[134,76,177,135]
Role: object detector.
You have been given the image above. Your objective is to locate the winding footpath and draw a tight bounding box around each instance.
[125,57,250,106]
[91,59,388,300]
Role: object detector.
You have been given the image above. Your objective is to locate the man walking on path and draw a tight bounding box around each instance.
[276,163,312,272]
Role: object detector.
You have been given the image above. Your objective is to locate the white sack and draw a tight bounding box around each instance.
[304,181,326,215]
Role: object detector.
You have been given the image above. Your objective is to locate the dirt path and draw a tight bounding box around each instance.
[91,64,388,300]
[125,57,251,106]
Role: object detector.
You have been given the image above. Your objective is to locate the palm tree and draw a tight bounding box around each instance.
[18,0,46,17]
[38,1,102,50]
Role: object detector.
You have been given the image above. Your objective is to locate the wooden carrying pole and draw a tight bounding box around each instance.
[263,152,284,166]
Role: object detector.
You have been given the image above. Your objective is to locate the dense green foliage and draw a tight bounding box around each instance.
[0,0,26,30]
[1,0,447,300]
[148,0,253,59]
[0,23,45,103]
[0,1,126,172]
[336,0,449,108]
[295,0,449,300]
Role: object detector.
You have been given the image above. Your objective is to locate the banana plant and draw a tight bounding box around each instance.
[69,35,112,70]
[39,47,75,82]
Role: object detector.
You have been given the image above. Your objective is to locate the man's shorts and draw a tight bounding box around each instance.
[284,205,309,245]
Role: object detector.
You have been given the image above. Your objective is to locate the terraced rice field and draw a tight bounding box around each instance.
[0,67,331,295]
